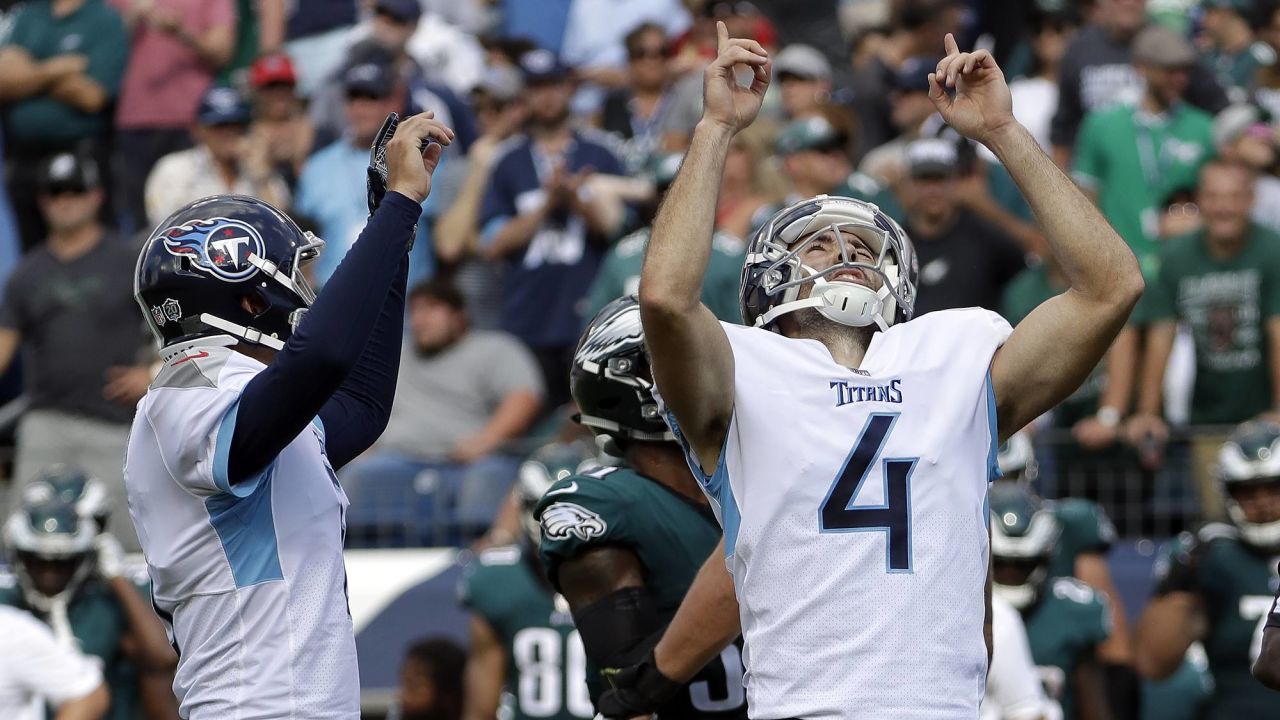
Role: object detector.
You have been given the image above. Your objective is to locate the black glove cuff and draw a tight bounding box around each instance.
[623,649,684,703]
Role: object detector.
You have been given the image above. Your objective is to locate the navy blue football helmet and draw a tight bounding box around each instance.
[741,195,918,332]
[135,195,323,350]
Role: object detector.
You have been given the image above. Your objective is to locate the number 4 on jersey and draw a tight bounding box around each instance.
[819,413,918,572]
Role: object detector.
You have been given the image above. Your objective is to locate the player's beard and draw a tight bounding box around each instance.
[788,306,878,365]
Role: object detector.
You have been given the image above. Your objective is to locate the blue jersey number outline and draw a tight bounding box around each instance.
[819,413,918,572]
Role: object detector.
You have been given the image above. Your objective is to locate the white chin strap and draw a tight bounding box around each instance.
[756,277,894,331]
[199,313,286,350]
[1227,501,1280,549]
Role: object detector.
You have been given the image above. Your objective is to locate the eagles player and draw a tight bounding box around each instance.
[460,442,596,720]
[990,482,1111,720]
[628,25,1142,720]
[1255,567,1280,689]
[997,436,1140,714]
[534,296,748,720]
[124,112,453,718]
[1135,419,1280,719]
[2,469,178,720]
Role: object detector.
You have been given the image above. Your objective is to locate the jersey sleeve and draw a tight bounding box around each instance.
[0,607,103,706]
[143,358,271,498]
[986,595,1050,720]
[1052,578,1112,649]
[458,546,521,622]
[535,472,633,584]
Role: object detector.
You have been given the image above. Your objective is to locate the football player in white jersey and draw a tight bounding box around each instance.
[601,26,1144,720]
[124,113,453,719]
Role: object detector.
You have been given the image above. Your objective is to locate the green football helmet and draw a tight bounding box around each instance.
[989,482,1060,610]
[3,496,97,610]
[20,464,109,532]
[1217,419,1280,551]
[996,431,1038,483]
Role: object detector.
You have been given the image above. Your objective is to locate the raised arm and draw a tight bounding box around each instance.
[638,22,768,473]
[927,35,1144,439]
[1255,599,1280,689]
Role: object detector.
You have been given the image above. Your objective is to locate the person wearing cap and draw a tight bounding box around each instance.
[587,152,744,323]
[0,0,127,248]
[1202,0,1275,98]
[1051,0,1226,168]
[0,152,154,553]
[144,85,290,226]
[479,48,626,407]
[858,55,942,187]
[109,0,237,234]
[1212,103,1280,233]
[247,53,315,189]
[773,44,833,122]
[897,137,1025,316]
[1072,24,1215,278]
[768,114,902,221]
[297,58,442,287]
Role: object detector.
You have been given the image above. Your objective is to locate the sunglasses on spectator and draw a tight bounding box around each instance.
[629,46,668,61]
[472,99,510,114]
[41,184,91,197]
[373,8,413,26]
[346,90,390,102]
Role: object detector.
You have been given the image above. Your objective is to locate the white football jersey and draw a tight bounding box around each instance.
[981,595,1054,720]
[125,340,358,719]
[656,308,1012,719]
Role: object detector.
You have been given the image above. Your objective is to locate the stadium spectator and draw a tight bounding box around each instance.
[0,605,108,720]
[479,49,626,406]
[858,55,941,187]
[1051,0,1227,167]
[0,153,151,552]
[715,134,776,240]
[773,44,834,122]
[282,0,357,95]
[341,279,543,545]
[1127,161,1280,517]
[395,637,466,720]
[1201,0,1272,102]
[246,53,314,190]
[405,2,488,96]
[1211,103,1280,233]
[770,114,902,220]
[898,138,1026,316]
[493,0,573,57]
[110,0,236,234]
[1072,25,1214,278]
[559,0,692,113]
[1009,9,1076,154]
[434,65,527,329]
[587,152,743,323]
[0,0,126,249]
[144,85,289,226]
[2,475,178,718]
[296,58,441,286]
[595,23,681,173]
[216,0,287,86]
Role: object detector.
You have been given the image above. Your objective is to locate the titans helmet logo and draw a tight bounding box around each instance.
[160,217,265,282]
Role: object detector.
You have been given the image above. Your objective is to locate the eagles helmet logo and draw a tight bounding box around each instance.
[541,502,608,542]
[161,217,266,282]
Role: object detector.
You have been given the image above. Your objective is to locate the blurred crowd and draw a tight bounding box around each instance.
[0,0,1279,717]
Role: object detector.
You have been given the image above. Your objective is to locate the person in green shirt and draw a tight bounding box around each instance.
[1127,160,1280,440]
[1072,25,1214,278]
[586,152,744,323]
[1,465,178,720]
[1202,0,1276,96]
[1135,419,1280,720]
[459,443,598,720]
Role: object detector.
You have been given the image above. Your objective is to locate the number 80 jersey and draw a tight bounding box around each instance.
[655,308,1013,720]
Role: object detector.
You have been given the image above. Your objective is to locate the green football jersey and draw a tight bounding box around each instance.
[0,573,143,720]
[535,466,748,719]
[1022,577,1111,720]
[586,228,744,324]
[1141,643,1215,720]
[459,544,594,720]
[1046,498,1116,580]
[1157,523,1280,720]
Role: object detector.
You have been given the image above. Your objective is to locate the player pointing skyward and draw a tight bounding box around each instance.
[606,25,1144,720]
[124,112,453,719]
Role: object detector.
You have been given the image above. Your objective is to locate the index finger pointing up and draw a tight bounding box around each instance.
[717,20,729,53]
[944,32,959,57]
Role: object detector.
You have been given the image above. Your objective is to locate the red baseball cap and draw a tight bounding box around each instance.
[250,54,297,88]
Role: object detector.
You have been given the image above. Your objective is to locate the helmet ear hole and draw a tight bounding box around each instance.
[240,289,270,317]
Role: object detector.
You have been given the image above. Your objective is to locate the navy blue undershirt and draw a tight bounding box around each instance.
[227,192,421,482]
